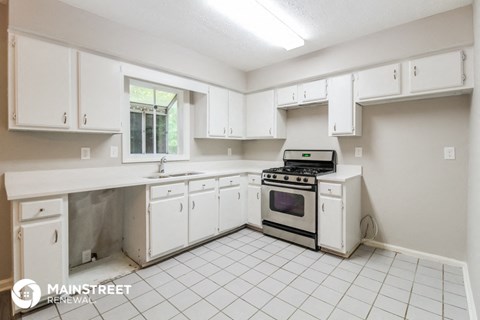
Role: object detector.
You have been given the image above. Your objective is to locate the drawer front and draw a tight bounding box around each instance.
[218,175,241,188]
[319,182,342,197]
[20,198,63,221]
[248,174,261,186]
[189,179,216,193]
[151,183,186,200]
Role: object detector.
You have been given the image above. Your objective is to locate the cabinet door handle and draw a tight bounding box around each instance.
[223,127,226,134]
[63,112,67,124]
[292,92,295,101]
[334,123,337,132]
[269,128,272,135]
[192,201,195,210]
[321,203,325,212]
[393,69,397,80]
[83,114,88,125]
[230,128,233,134]
[238,192,241,200]
[256,192,260,200]
[179,203,183,212]
[413,66,417,77]
[54,230,58,243]
[304,90,306,99]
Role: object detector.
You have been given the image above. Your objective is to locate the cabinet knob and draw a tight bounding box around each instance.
[39,208,44,212]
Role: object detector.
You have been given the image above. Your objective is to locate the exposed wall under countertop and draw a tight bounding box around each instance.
[243,95,470,261]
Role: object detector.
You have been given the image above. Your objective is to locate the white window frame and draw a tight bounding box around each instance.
[122,78,190,163]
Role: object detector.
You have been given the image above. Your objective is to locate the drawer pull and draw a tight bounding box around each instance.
[192,201,195,210]
[321,203,325,212]
[179,203,183,212]
[238,192,241,200]
[168,190,172,193]
[54,230,58,243]
[256,192,260,200]
[328,188,332,192]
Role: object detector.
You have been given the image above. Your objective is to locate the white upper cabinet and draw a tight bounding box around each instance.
[409,50,465,93]
[208,86,229,137]
[78,52,122,132]
[246,90,286,139]
[11,35,73,129]
[356,63,401,100]
[299,79,327,104]
[228,91,244,138]
[328,74,362,137]
[277,85,298,107]
[194,86,244,139]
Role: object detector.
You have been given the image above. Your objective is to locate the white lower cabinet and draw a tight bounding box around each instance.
[247,174,262,228]
[219,176,244,232]
[12,196,68,309]
[188,179,218,244]
[318,178,361,257]
[149,183,188,258]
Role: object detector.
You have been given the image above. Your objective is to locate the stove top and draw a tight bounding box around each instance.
[265,166,334,176]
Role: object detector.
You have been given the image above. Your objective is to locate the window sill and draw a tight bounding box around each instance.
[122,154,190,163]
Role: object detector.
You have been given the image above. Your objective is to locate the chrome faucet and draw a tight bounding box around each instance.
[159,156,167,174]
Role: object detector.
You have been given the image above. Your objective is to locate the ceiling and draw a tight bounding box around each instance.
[58,0,472,72]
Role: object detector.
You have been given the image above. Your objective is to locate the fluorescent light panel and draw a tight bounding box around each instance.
[208,0,304,50]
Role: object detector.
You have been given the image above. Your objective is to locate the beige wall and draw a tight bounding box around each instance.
[0,3,243,280]
[467,0,480,314]
[247,6,473,92]
[244,96,470,260]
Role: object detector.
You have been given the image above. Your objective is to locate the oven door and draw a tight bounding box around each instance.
[261,181,316,233]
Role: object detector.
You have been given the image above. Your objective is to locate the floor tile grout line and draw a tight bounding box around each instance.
[403,254,420,319]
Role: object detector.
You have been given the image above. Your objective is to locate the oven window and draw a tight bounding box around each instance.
[269,191,305,217]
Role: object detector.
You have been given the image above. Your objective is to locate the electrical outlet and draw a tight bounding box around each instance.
[110,146,119,158]
[82,249,91,264]
[355,147,363,158]
[81,147,90,160]
[227,148,232,156]
[444,147,456,160]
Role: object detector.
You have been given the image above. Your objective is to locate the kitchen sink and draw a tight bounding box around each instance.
[145,172,203,179]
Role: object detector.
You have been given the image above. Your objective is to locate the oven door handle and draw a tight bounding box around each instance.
[263,181,314,190]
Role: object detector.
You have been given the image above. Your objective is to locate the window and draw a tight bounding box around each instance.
[123,79,189,162]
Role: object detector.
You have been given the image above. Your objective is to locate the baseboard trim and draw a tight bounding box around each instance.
[0,277,12,292]
[362,239,478,320]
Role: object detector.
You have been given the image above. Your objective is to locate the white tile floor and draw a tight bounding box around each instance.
[22,228,470,320]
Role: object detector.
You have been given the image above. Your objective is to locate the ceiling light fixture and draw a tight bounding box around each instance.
[207,0,304,50]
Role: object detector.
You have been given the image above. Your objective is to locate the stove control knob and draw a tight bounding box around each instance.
[272,174,277,179]
[296,177,301,182]
[303,178,309,182]
[284,176,289,181]
[267,174,271,178]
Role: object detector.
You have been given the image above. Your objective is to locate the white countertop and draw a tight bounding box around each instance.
[4,160,280,200]
[4,161,361,200]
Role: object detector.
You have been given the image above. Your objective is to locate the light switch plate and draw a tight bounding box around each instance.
[110,146,119,158]
[355,147,363,158]
[444,147,455,160]
[81,147,90,160]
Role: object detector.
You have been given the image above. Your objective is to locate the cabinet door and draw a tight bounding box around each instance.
[328,74,354,135]
[149,196,187,257]
[247,185,261,228]
[246,90,275,138]
[189,190,218,243]
[410,51,465,93]
[277,85,298,106]
[299,80,327,104]
[21,219,64,297]
[219,187,243,232]
[319,197,343,250]
[78,52,122,132]
[357,63,401,100]
[14,36,72,129]
[208,86,229,137]
[228,91,244,138]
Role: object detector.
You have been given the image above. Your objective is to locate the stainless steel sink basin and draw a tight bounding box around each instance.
[145,172,203,179]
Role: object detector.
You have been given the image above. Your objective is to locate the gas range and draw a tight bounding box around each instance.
[261,149,337,250]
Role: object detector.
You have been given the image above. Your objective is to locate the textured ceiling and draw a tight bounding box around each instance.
[58,0,472,71]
